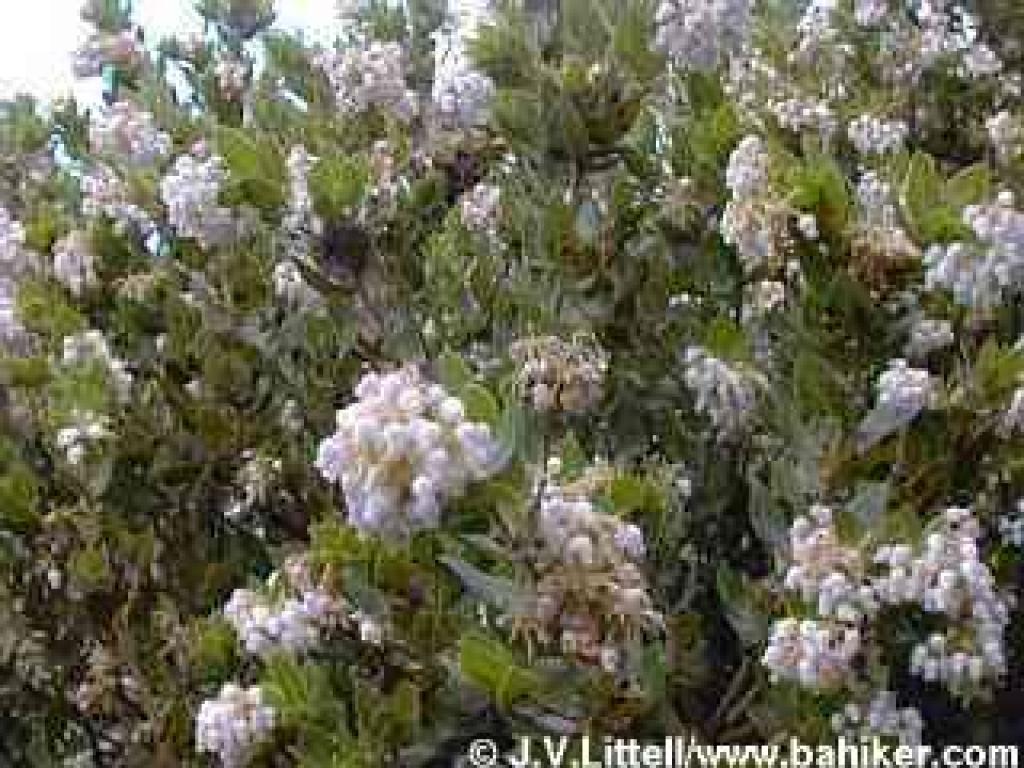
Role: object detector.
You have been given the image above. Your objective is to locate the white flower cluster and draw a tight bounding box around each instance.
[279,145,322,267]
[81,165,157,236]
[460,183,502,237]
[431,1,494,130]
[275,149,322,303]
[769,505,1010,696]
[509,334,608,413]
[830,691,924,746]
[224,560,348,656]
[1002,387,1024,435]
[898,508,1011,692]
[724,135,769,198]
[62,330,133,401]
[960,42,1002,79]
[873,359,938,425]
[195,684,275,768]
[769,97,837,137]
[52,230,98,297]
[654,0,754,72]
[272,261,320,312]
[762,618,861,689]
[741,279,787,325]
[432,69,494,132]
[784,505,874,623]
[683,346,764,436]
[847,114,908,156]
[72,30,145,78]
[316,40,417,122]
[795,0,840,56]
[904,317,954,361]
[856,171,898,229]
[216,55,248,99]
[853,0,889,27]
[522,471,659,667]
[998,503,1024,548]
[0,207,35,350]
[924,191,1024,310]
[315,366,505,536]
[89,101,171,166]
[56,410,113,465]
[720,135,794,273]
[160,149,236,249]
[986,111,1022,161]
[225,451,282,522]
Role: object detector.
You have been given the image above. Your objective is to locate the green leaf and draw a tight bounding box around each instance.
[461,382,500,427]
[15,280,86,339]
[747,472,787,552]
[70,546,112,592]
[701,318,751,362]
[310,519,370,567]
[974,339,1024,402]
[609,473,653,516]
[439,556,530,612]
[309,153,369,219]
[2,357,51,389]
[435,351,474,396]
[215,125,286,212]
[458,632,542,707]
[263,655,342,727]
[0,465,40,529]
[944,164,992,209]
[846,482,889,531]
[716,564,768,648]
[189,618,238,680]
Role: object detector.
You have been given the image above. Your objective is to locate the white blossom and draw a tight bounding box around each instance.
[316,40,418,121]
[216,55,249,98]
[224,586,345,656]
[62,330,133,401]
[769,97,838,137]
[73,30,145,78]
[924,192,1024,310]
[272,261,320,311]
[431,1,495,130]
[830,691,923,746]
[762,618,861,689]
[81,165,158,236]
[853,0,888,27]
[998,502,1024,548]
[961,43,1002,79]
[986,111,1022,160]
[904,317,954,361]
[460,183,501,236]
[315,367,505,536]
[655,0,754,71]
[0,208,35,350]
[847,114,908,156]
[1002,387,1024,435]
[784,505,875,622]
[683,346,764,436]
[89,101,171,165]
[56,411,113,465]
[874,359,938,424]
[509,334,608,413]
[720,136,792,272]
[522,472,660,662]
[52,230,98,297]
[195,684,275,768]
[160,150,236,249]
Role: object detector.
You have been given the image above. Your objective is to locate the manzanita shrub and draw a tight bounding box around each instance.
[2,0,1024,764]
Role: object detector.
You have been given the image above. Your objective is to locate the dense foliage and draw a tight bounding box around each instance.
[1,0,1024,764]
